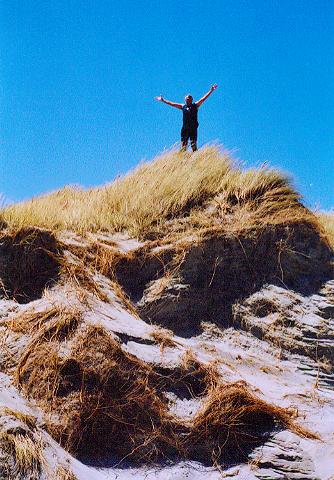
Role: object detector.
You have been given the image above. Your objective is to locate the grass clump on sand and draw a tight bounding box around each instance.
[0,408,45,480]
[54,464,78,480]
[1,146,311,239]
[184,382,317,465]
[0,432,44,480]
[15,319,180,463]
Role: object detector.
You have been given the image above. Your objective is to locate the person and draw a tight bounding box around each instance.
[155,84,218,152]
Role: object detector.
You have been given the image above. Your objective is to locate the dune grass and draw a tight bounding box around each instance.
[0,408,45,480]
[317,211,334,248]
[0,432,43,479]
[184,381,317,465]
[55,465,78,480]
[1,146,307,238]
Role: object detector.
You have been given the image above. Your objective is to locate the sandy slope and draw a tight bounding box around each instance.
[0,229,333,480]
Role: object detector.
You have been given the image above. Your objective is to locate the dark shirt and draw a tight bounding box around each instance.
[182,103,199,129]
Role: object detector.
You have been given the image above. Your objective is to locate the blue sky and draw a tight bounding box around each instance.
[1,0,333,209]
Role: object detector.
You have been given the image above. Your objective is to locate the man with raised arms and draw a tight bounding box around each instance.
[155,84,218,152]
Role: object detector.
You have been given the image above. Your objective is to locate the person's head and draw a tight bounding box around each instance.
[184,94,193,106]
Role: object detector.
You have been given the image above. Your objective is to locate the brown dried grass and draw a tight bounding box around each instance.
[317,211,334,248]
[0,408,45,480]
[60,243,141,314]
[15,308,81,401]
[184,382,318,464]
[150,327,179,352]
[0,432,44,480]
[6,307,60,334]
[153,350,220,401]
[110,279,139,317]
[15,323,180,463]
[54,464,78,480]
[12,311,317,466]
[10,310,312,468]
[0,407,37,432]
[60,254,110,303]
[181,349,220,395]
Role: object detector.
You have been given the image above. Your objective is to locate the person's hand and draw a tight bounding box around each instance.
[154,95,164,102]
[211,84,218,92]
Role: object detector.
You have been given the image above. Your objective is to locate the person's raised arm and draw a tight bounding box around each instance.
[195,84,218,108]
[154,95,183,110]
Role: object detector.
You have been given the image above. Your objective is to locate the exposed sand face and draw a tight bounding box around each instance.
[0,227,333,480]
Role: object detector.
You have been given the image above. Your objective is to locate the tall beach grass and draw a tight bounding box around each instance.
[0,146,317,238]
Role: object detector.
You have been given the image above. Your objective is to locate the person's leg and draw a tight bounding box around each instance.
[181,128,189,151]
[190,129,198,152]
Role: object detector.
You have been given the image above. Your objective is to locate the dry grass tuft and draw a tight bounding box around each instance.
[150,327,179,352]
[110,279,139,316]
[2,306,80,376]
[317,211,334,248]
[0,408,45,480]
[59,252,110,303]
[184,382,317,464]
[0,407,37,432]
[153,350,220,401]
[6,307,61,334]
[15,308,81,398]
[15,323,180,463]
[59,242,142,312]
[181,349,220,394]
[54,464,78,480]
[0,432,44,480]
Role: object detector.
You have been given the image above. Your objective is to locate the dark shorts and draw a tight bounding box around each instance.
[181,127,198,144]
